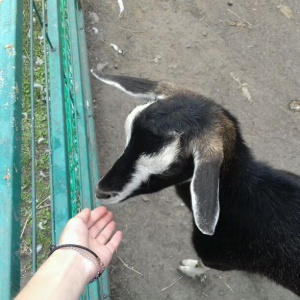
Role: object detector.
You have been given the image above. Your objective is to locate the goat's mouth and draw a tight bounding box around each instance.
[95,188,125,204]
[95,189,114,199]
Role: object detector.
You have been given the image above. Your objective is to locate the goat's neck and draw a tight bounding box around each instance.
[221,139,255,187]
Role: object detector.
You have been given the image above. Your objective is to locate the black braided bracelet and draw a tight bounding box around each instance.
[49,244,105,283]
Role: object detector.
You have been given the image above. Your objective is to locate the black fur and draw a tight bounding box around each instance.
[176,116,300,295]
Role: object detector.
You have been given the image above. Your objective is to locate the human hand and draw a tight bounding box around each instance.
[59,207,122,271]
[16,207,122,299]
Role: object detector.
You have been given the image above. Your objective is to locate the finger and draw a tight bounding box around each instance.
[95,220,117,244]
[89,210,113,238]
[105,231,123,255]
[74,208,91,224]
[86,206,108,228]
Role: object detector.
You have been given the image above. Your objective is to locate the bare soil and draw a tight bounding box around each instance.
[84,1,300,299]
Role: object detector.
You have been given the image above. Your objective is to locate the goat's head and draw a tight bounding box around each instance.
[91,70,236,236]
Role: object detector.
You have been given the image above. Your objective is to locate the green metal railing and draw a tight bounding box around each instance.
[47,0,111,297]
[0,0,110,298]
[59,0,82,217]
[0,1,24,298]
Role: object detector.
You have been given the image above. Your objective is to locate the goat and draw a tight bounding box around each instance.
[91,69,300,296]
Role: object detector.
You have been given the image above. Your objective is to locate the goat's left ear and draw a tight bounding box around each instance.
[190,143,223,236]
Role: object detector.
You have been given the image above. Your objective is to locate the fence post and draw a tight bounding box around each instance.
[0,0,24,298]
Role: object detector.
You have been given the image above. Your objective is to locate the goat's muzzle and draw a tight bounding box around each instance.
[95,186,116,200]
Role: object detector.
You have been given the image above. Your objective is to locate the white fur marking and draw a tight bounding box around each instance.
[157,94,168,100]
[100,139,180,204]
[178,266,207,278]
[137,139,180,174]
[181,259,199,268]
[125,102,153,146]
[178,258,209,278]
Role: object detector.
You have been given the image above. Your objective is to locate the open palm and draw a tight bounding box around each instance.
[59,206,122,268]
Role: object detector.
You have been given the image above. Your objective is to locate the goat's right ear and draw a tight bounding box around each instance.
[91,70,180,101]
[91,70,160,101]
[190,143,223,236]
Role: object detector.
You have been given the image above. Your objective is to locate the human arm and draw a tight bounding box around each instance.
[16,206,122,300]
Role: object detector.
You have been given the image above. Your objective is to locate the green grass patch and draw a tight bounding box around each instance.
[21,0,51,275]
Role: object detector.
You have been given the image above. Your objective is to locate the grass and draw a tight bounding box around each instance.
[21,0,52,275]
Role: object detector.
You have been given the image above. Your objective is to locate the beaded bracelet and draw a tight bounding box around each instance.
[49,244,105,283]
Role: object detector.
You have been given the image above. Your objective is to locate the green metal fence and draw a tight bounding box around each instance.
[0,0,110,298]
[0,1,24,298]
[47,0,111,298]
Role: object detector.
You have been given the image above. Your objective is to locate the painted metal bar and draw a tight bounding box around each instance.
[30,0,38,273]
[0,0,24,298]
[59,0,82,217]
[68,0,93,216]
[69,0,111,298]
[47,0,110,298]
[47,0,72,243]
[42,0,53,237]
[67,3,94,298]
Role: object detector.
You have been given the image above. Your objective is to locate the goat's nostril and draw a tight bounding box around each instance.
[95,187,116,200]
[99,192,111,199]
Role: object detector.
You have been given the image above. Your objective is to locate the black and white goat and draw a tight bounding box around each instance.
[91,70,300,296]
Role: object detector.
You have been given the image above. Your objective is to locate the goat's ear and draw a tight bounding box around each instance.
[91,70,159,101]
[190,144,223,236]
[90,70,180,101]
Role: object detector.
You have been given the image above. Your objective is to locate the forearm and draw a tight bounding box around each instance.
[15,249,95,300]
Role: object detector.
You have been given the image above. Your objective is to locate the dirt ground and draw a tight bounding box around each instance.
[84,1,300,299]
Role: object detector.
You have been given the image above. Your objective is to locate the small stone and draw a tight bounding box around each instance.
[37,137,45,144]
[114,64,118,69]
[202,29,208,37]
[140,5,150,12]
[289,100,300,112]
[185,41,191,48]
[169,63,178,69]
[154,55,162,63]
[92,27,99,34]
[97,62,108,71]
[141,195,150,202]
[35,57,43,66]
[37,244,43,254]
[227,1,233,6]
[89,12,100,23]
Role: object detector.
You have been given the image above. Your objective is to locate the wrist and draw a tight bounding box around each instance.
[50,247,97,284]
[15,248,96,300]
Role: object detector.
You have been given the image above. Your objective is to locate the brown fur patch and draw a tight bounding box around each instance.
[187,112,236,165]
[154,81,195,98]
[219,113,237,162]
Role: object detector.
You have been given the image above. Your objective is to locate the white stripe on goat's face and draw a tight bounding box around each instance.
[125,102,153,146]
[100,138,180,204]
